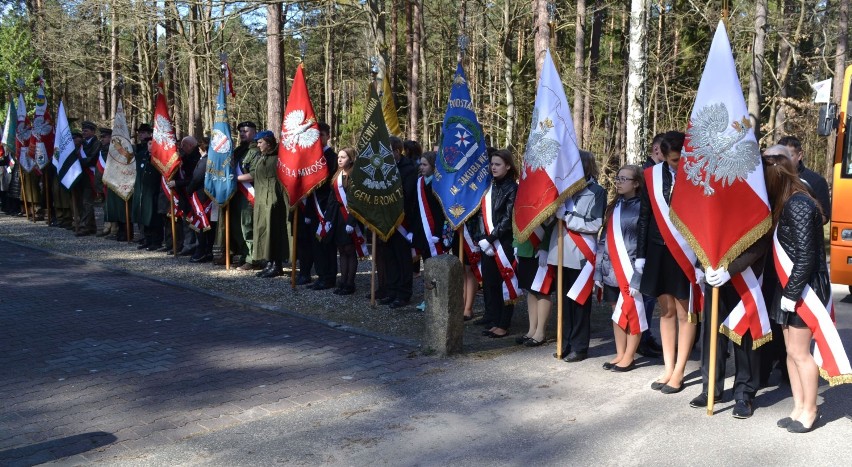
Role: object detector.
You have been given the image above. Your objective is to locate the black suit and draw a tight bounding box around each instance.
[312,146,339,286]
[381,156,418,302]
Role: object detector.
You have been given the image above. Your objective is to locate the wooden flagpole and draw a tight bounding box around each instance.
[370,230,377,307]
[458,227,463,265]
[225,205,231,270]
[169,197,178,256]
[125,199,131,243]
[706,287,720,415]
[556,220,564,359]
[20,168,30,220]
[290,209,298,289]
[43,172,51,223]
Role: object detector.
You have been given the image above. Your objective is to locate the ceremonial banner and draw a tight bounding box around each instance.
[277,63,327,205]
[224,62,236,98]
[347,84,404,241]
[670,21,771,269]
[103,100,136,200]
[151,82,181,180]
[30,81,54,170]
[1,97,16,162]
[514,49,586,242]
[16,93,35,173]
[380,61,403,137]
[205,83,237,206]
[53,101,83,189]
[433,62,490,229]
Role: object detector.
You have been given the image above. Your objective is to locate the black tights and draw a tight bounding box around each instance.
[338,244,357,288]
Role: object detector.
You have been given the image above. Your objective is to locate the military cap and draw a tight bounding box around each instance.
[99,127,112,136]
[81,121,97,131]
[237,121,257,130]
[137,123,153,133]
[254,130,274,141]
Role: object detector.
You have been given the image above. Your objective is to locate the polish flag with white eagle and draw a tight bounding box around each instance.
[513,49,586,243]
[670,21,771,271]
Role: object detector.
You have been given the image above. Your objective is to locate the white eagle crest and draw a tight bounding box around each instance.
[31,116,52,137]
[683,102,760,196]
[281,110,319,151]
[522,106,560,179]
[153,115,175,150]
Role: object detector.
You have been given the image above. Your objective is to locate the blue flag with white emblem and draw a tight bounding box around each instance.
[205,83,237,206]
[433,62,490,229]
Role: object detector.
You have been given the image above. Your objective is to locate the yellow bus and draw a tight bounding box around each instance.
[826,65,852,294]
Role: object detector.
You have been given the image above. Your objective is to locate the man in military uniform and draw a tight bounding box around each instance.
[74,120,101,236]
[49,130,79,229]
[131,124,162,250]
[232,121,259,270]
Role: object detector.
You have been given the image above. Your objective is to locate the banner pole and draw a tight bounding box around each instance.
[371,230,377,308]
[290,208,298,289]
[44,172,51,224]
[225,204,231,270]
[20,168,30,220]
[706,286,720,416]
[170,197,178,257]
[458,227,463,265]
[556,220,564,359]
[71,183,80,230]
[125,199,132,243]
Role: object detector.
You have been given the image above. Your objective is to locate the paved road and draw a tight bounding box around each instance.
[2,238,852,466]
[0,239,433,466]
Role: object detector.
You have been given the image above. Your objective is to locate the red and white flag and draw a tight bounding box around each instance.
[514,48,586,243]
[151,82,181,181]
[671,21,771,271]
[15,93,36,174]
[277,63,327,205]
[29,80,54,171]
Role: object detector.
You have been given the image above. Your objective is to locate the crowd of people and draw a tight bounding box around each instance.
[0,122,839,433]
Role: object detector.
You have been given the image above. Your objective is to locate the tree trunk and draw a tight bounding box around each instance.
[573,0,586,142]
[533,0,549,85]
[187,4,202,138]
[267,2,283,134]
[407,0,421,141]
[97,6,109,122]
[583,4,603,149]
[503,0,516,150]
[110,0,120,121]
[324,1,335,135]
[747,0,767,142]
[773,0,807,140]
[625,0,647,165]
[390,0,398,93]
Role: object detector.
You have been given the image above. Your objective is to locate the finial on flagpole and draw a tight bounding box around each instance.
[15,77,24,91]
[117,74,125,97]
[299,39,307,63]
[457,35,469,59]
[547,1,556,45]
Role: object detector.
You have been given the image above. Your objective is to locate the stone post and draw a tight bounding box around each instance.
[422,255,464,356]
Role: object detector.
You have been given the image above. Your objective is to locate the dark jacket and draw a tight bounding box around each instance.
[412,176,446,258]
[397,156,419,228]
[478,176,517,253]
[636,162,674,259]
[324,173,359,246]
[776,192,830,303]
[313,146,339,204]
[187,155,208,203]
[797,161,831,224]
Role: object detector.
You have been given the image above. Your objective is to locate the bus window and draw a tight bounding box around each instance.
[845,114,852,177]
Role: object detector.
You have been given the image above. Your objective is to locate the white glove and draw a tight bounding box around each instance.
[634,258,645,274]
[430,236,439,244]
[780,296,796,313]
[345,225,354,234]
[442,237,452,247]
[537,249,548,268]
[405,232,414,243]
[629,287,640,298]
[324,221,332,232]
[594,280,603,292]
[694,268,705,286]
[483,244,496,257]
[477,239,491,252]
[705,266,731,287]
[304,217,311,225]
[513,247,518,257]
[472,245,481,253]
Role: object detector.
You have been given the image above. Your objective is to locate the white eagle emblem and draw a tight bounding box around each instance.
[281,110,319,151]
[683,102,760,196]
[153,115,175,150]
[522,106,560,180]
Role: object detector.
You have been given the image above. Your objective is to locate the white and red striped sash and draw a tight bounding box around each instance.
[188,192,212,231]
[312,192,329,240]
[527,225,555,294]
[481,185,519,303]
[236,164,255,206]
[160,176,185,218]
[607,201,647,334]
[720,267,772,348]
[773,230,852,385]
[333,172,369,257]
[97,150,106,174]
[645,164,703,319]
[417,176,445,257]
[562,197,597,305]
[462,225,483,282]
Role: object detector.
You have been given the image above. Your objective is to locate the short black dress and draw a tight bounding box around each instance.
[639,240,691,300]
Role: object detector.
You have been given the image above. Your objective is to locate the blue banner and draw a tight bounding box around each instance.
[433,63,491,229]
[205,84,237,206]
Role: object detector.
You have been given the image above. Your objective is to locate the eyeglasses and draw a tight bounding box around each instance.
[613,176,635,183]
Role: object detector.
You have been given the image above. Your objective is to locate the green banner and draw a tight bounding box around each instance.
[347,84,404,242]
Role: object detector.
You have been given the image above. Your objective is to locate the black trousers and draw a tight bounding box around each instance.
[699,283,761,401]
[480,253,514,329]
[381,231,413,301]
[312,236,337,286]
[297,230,315,279]
[558,267,592,355]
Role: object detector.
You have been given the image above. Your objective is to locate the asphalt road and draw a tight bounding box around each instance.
[1,238,851,466]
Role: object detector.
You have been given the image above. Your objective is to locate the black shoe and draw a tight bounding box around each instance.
[338,286,355,296]
[389,299,410,309]
[515,335,532,345]
[378,296,396,305]
[260,267,284,278]
[157,245,170,252]
[689,393,708,408]
[524,338,545,347]
[660,384,683,394]
[777,417,794,428]
[256,262,274,277]
[178,248,195,257]
[732,400,753,419]
[190,254,212,263]
[137,243,149,250]
[146,245,161,252]
[563,351,587,363]
[611,361,635,372]
[637,344,661,359]
[602,362,615,370]
[787,410,819,433]
[296,276,312,286]
[651,381,666,391]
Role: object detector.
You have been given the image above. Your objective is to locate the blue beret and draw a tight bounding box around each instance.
[254,130,274,141]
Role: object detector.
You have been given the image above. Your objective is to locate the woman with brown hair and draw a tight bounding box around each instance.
[252,130,289,278]
[763,144,851,432]
[325,147,364,295]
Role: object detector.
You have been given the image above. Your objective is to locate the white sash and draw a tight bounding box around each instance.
[720,267,772,348]
[608,201,647,334]
[482,184,519,302]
